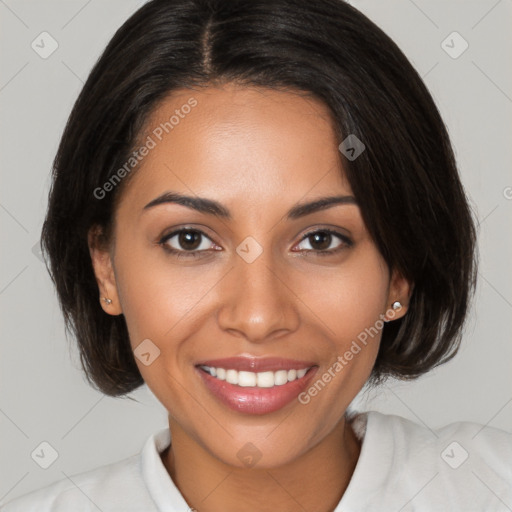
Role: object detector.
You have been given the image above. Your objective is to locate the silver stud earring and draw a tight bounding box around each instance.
[102,297,112,305]
[392,301,402,310]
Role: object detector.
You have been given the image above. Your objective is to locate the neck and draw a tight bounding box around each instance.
[161,415,361,512]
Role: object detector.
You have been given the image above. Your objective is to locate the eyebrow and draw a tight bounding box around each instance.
[142,192,357,220]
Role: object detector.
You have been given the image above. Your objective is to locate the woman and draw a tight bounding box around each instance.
[3,0,511,510]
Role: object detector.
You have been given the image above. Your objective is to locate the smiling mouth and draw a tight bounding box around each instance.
[198,365,312,388]
[194,357,318,415]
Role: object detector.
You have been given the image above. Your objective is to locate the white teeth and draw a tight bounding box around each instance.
[226,369,238,385]
[274,370,288,386]
[238,371,256,387]
[257,371,274,388]
[200,365,311,388]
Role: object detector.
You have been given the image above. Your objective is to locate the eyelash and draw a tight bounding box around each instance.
[158,227,353,259]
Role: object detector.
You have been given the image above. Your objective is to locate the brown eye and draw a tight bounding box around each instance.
[308,231,333,251]
[177,230,202,250]
[294,229,352,255]
[160,228,217,256]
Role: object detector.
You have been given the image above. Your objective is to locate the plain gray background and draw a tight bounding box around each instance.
[1,0,511,504]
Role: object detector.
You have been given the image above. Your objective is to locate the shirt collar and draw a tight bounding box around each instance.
[141,427,192,511]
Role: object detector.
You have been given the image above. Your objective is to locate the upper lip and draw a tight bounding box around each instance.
[196,356,316,373]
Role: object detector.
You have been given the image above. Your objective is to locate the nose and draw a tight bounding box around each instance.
[216,247,301,343]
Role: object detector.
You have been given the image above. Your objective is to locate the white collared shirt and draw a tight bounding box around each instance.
[2,411,511,511]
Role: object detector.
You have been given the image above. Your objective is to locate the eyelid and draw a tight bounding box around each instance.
[158,225,353,258]
[159,224,216,243]
[293,227,353,252]
[299,226,352,242]
[159,226,213,241]
[158,226,219,255]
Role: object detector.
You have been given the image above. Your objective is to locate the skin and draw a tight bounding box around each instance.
[89,83,411,512]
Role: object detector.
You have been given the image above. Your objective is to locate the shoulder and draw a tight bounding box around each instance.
[1,453,154,512]
[369,410,512,474]
[342,410,512,511]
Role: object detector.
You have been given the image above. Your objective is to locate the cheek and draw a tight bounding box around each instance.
[112,244,223,407]
[292,249,389,426]
[112,240,232,406]
[297,242,390,346]
[113,238,223,344]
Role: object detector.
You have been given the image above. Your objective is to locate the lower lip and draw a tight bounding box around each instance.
[196,367,318,415]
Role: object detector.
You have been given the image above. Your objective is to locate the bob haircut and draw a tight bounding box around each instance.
[41,0,477,397]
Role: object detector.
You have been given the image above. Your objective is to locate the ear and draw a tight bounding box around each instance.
[88,224,123,316]
[384,268,413,322]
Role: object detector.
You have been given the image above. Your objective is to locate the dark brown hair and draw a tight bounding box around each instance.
[41,0,478,396]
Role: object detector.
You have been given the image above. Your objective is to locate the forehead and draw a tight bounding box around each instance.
[118,83,352,213]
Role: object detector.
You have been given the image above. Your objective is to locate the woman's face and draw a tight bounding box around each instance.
[90,83,410,468]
